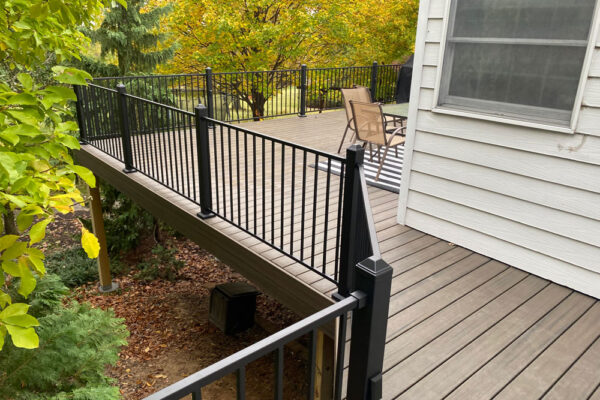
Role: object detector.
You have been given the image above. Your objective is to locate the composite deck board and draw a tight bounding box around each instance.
[77,110,600,399]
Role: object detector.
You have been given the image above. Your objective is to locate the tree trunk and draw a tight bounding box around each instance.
[3,206,18,235]
[250,90,267,121]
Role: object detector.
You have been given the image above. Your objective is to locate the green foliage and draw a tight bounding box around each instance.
[45,247,98,288]
[0,301,128,399]
[98,182,154,255]
[136,244,183,281]
[9,274,69,318]
[86,0,176,75]
[0,0,121,349]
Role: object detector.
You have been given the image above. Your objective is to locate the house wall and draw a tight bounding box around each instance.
[398,0,600,298]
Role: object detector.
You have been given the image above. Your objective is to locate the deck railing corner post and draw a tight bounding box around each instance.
[116,83,136,173]
[73,84,88,145]
[337,144,365,297]
[346,256,393,400]
[205,67,215,121]
[299,64,308,117]
[195,104,215,219]
[370,61,379,102]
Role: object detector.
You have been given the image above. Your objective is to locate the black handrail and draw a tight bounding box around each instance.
[144,293,361,400]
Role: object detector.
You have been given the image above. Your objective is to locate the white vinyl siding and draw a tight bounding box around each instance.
[398,0,600,298]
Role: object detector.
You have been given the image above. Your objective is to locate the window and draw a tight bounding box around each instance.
[438,0,597,126]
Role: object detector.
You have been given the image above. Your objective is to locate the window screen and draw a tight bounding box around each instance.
[439,0,596,125]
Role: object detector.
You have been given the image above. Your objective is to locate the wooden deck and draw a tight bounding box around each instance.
[77,110,600,399]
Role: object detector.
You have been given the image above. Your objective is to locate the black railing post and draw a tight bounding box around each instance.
[73,85,88,144]
[299,64,307,117]
[116,84,136,173]
[346,256,392,400]
[205,67,215,120]
[337,144,366,297]
[195,104,215,219]
[370,61,378,102]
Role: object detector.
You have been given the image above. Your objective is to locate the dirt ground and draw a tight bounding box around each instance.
[45,212,309,399]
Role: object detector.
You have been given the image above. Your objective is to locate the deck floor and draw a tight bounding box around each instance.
[79,110,600,399]
[241,111,600,400]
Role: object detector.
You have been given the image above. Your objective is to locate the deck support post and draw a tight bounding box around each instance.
[73,85,88,144]
[370,61,378,102]
[346,257,392,400]
[205,67,215,121]
[89,178,118,293]
[116,84,136,173]
[299,64,308,117]
[337,145,369,297]
[195,104,215,219]
[314,329,335,400]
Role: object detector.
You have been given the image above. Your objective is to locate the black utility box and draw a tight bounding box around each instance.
[209,282,260,334]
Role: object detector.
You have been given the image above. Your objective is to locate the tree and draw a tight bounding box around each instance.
[156,0,417,119]
[87,0,176,75]
[0,0,116,350]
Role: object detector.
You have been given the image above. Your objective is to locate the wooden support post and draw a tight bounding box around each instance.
[314,329,335,400]
[88,178,118,293]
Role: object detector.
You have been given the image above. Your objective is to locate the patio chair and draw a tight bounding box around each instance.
[350,100,406,181]
[337,87,372,153]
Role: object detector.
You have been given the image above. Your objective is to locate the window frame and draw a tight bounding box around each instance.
[432,0,600,134]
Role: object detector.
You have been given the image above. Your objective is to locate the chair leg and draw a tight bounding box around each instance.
[375,146,390,181]
[337,124,351,153]
[395,145,398,158]
[369,143,373,161]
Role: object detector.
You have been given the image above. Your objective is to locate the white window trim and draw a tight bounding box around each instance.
[431,0,600,135]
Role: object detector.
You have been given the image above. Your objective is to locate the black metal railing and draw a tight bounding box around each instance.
[75,83,394,399]
[140,145,392,400]
[196,106,347,283]
[90,62,401,122]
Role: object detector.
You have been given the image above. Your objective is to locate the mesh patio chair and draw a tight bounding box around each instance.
[337,87,373,153]
[350,100,406,181]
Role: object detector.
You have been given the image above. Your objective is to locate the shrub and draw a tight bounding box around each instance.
[0,301,128,399]
[45,247,98,288]
[135,244,183,281]
[8,274,70,318]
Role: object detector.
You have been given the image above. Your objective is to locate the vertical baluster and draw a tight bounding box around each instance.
[307,329,317,400]
[334,312,349,400]
[271,141,275,243]
[310,153,319,268]
[280,144,285,249]
[237,367,246,400]
[274,347,284,400]
[116,84,135,173]
[290,147,295,256]
[228,126,233,219]
[300,151,307,261]
[220,125,226,217]
[322,158,332,274]
[236,129,241,226]
[262,137,266,239]
[195,105,213,218]
[334,164,345,281]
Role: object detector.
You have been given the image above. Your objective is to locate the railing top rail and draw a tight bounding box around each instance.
[144,293,361,400]
[205,116,347,163]
[211,68,301,75]
[93,72,206,80]
[122,91,196,116]
[358,163,381,260]
[86,82,119,93]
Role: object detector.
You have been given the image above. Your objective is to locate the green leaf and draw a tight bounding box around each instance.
[28,255,45,274]
[17,261,36,298]
[57,134,80,149]
[0,326,6,351]
[2,314,39,328]
[52,66,92,85]
[2,260,20,276]
[70,165,96,187]
[81,227,100,258]
[0,235,18,252]
[5,325,39,349]
[0,303,29,319]
[1,124,42,138]
[29,218,51,245]
[7,109,42,126]
[16,212,34,231]
[0,292,11,309]
[1,241,27,261]
[17,74,33,91]
[7,93,38,106]
[0,130,19,145]
[45,85,77,101]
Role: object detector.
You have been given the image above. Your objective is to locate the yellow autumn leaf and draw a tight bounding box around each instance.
[81,227,100,259]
